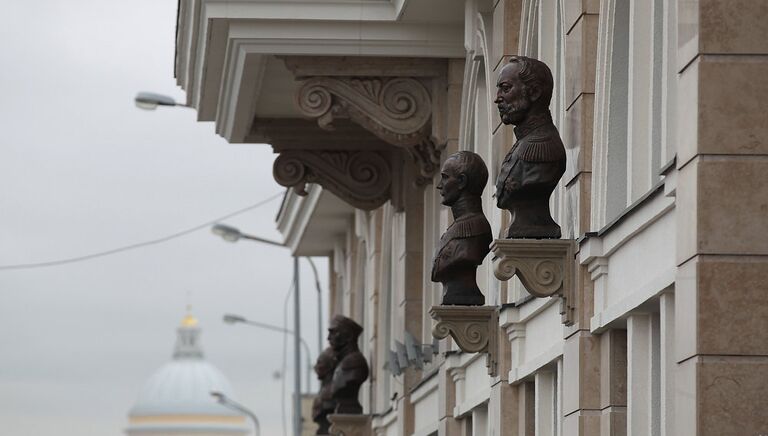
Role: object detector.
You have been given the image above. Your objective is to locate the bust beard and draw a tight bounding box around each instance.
[498,99,531,124]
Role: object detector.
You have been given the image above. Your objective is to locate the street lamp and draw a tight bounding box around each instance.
[223,313,313,391]
[212,224,283,246]
[134,92,192,110]
[211,223,303,436]
[211,391,260,436]
[304,258,324,357]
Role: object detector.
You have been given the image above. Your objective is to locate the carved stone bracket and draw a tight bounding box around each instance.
[296,77,441,182]
[430,306,499,377]
[273,150,392,211]
[328,414,372,436]
[491,239,577,326]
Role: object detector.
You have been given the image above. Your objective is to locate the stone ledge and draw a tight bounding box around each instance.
[429,306,499,376]
[491,238,577,325]
[328,414,372,436]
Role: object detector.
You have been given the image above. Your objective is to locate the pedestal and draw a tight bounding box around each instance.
[491,238,576,325]
[429,306,499,376]
[327,414,372,436]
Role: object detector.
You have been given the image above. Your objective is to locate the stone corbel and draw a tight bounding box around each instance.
[273,150,393,211]
[328,414,372,436]
[491,239,577,326]
[296,77,441,184]
[430,306,499,377]
[579,234,608,328]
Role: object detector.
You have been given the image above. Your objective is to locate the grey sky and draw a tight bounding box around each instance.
[0,1,326,435]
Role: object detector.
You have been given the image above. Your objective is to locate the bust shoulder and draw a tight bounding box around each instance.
[517,124,566,163]
[444,213,492,240]
[339,350,368,370]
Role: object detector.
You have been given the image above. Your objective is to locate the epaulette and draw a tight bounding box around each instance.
[444,213,492,240]
[518,133,566,163]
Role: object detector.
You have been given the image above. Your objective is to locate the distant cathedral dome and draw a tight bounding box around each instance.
[126,313,249,435]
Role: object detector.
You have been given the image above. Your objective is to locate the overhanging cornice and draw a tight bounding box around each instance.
[174,0,463,212]
[175,0,464,128]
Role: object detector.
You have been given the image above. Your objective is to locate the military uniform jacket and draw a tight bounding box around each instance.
[431,212,492,282]
[331,350,369,396]
[495,116,566,208]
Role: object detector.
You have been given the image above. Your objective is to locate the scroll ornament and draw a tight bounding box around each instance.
[273,150,391,211]
[430,306,499,376]
[491,239,576,326]
[297,77,441,181]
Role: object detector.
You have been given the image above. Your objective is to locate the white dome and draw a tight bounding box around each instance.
[126,315,249,435]
[129,359,239,416]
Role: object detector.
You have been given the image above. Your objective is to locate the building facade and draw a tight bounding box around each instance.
[175,1,768,435]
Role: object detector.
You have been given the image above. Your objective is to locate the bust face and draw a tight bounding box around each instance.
[436,157,464,206]
[328,318,359,352]
[495,63,531,125]
[327,321,346,352]
[314,353,335,378]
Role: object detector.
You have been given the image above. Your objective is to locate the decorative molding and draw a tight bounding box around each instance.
[491,239,577,326]
[588,257,609,281]
[273,150,391,211]
[430,306,499,377]
[281,56,449,78]
[328,414,373,436]
[448,367,466,385]
[296,77,441,182]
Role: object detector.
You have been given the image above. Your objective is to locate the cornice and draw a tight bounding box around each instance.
[178,10,463,125]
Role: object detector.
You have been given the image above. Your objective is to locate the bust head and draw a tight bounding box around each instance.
[314,347,337,379]
[437,151,489,207]
[495,56,554,125]
[327,315,363,353]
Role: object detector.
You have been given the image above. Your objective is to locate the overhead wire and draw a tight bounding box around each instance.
[0,191,284,271]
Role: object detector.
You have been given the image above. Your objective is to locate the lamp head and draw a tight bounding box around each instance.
[211,224,242,243]
[134,92,177,110]
[223,314,247,324]
[210,391,225,403]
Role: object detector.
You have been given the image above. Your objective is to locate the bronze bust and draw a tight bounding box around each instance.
[495,56,566,239]
[312,347,338,434]
[328,315,369,414]
[431,151,493,306]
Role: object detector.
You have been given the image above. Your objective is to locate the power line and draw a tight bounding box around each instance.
[0,192,284,271]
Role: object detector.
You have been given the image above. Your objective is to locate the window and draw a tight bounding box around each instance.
[594,0,678,228]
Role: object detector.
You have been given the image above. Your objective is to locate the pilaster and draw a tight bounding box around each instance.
[675,2,768,435]
[599,329,627,436]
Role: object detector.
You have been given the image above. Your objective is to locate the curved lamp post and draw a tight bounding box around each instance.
[212,224,283,246]
[223,313,313,392]
[211,391,260,436]
[211,223,303,436]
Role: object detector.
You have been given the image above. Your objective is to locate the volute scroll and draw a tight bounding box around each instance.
[430,306,499,377]
[491,239,577,326]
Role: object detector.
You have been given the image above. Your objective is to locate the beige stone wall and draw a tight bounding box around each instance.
[675,1,768,435]
[313,2,768,436]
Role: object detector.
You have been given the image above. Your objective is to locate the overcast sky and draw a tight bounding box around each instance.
[0,2,327,435]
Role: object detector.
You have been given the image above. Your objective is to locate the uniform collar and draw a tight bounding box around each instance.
[513,110,553,139]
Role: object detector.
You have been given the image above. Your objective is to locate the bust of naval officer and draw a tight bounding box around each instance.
[431,151,493,306]
[328,315,369,415]
[495,56,566,239]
